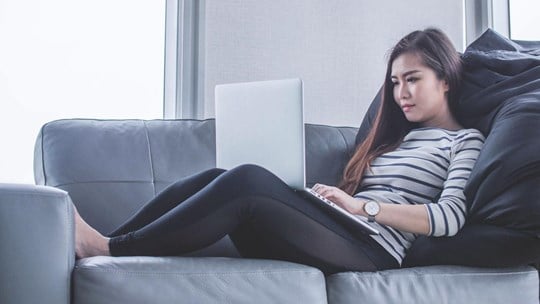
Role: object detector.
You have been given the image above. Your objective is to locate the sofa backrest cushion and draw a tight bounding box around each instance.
[34,119,217,234]
[34,119,357,234]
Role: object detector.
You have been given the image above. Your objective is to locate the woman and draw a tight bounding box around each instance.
[76,28,485,274]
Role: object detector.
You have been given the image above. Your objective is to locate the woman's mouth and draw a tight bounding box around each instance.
[402,104,414,112]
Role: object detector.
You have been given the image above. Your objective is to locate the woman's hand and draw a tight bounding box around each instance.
[313,183,430,235]
[312,183,364,215]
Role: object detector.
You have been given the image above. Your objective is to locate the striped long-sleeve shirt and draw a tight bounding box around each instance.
[353,127,485,264]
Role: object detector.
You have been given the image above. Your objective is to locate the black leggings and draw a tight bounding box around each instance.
[108,164,398,274]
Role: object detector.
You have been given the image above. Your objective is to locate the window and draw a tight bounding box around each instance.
[0,0,166,183]
[509,0,540,40]
[464,0,540,46]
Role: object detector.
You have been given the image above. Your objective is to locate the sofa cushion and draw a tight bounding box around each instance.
[73,256,327,304]
[35,119,218,235]
[0,184,74,304]
[305,124,358,187]
[145,119,217,194]
[326,265,539,304]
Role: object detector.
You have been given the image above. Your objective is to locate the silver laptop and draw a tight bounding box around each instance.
[215,78,379,235]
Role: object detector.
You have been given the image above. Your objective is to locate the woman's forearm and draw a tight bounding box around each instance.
[352,198,430,235]
[313,184,431,235]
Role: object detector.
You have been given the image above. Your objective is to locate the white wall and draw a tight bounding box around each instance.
[0,0,165,183]
[202,0,464,127]
[0,0,466,183]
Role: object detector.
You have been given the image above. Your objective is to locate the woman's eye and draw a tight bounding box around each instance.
[391,81,399,86]
[406,77,418,83]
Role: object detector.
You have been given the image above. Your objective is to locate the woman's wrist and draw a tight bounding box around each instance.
[350,198,367,216]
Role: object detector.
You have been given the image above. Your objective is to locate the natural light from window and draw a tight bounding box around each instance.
[0,0,165,183]
[509,0,540,40]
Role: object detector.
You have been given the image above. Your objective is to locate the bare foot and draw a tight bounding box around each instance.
[74,206,111,259]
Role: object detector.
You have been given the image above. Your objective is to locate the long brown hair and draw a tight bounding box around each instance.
[339,28,463,195]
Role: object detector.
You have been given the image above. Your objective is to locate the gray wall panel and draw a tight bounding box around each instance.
[203,0,464,127]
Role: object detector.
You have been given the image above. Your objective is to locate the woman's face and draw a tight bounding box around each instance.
[391,52,451,128]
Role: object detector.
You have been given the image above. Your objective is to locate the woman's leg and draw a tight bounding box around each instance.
[75,206,110,258]
[108,168,226,237]
[108,164,397,273]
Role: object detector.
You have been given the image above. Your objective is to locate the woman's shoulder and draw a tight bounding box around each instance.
[454,128,486,142]
[406,127,485,149]
[450,128,486,154]
[407,126,482,138]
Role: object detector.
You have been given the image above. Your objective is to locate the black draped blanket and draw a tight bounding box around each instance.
[457,30,540,236]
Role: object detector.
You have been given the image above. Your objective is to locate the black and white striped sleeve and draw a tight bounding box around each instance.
[424,129,485,237]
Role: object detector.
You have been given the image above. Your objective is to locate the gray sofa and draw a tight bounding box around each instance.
[0,118,538,304]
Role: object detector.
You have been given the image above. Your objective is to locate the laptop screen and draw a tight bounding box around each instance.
[215,78,306,189]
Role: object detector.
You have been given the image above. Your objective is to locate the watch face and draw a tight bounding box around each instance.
[364,201,380,216]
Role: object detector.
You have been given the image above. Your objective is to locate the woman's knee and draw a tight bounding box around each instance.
[230,164,273,178]
[207,167,227,176]
[225,164,281,189]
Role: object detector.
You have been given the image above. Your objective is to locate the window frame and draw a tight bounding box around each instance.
[164,0,205,119]
[464,0,509,46]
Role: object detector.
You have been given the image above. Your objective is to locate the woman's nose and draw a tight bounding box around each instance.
[396,84,409,100]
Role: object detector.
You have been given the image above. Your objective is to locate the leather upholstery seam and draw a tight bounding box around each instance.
[53,181,154,188]
[330,271,537,277]
[64,194,73,303]
[40,123,48,185]
[336,128,351,158]
[1,191,67,198]
[142,120,157,196]
[74,269,321,276]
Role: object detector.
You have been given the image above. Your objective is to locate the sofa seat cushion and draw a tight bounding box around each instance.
[73,256,327,304]
[326,265,539,304]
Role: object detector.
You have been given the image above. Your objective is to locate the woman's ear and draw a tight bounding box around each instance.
[442,79,450,92]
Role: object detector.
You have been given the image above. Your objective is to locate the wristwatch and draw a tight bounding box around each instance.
[363,200,380,222]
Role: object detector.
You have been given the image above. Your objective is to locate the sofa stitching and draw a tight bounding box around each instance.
[329,270,537,278]
[40,122,48,185]
[336,128,351,158]
[74,268,322,277]
[53,180,152,188]
[65,194,73,303]
[142,120,156,196]
[53,179,235,188]
[2,191,67,198]
[306,122,357,129]
[47,118,216,123]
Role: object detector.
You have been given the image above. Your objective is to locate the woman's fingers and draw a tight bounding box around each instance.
[313,183,325,192]
[314,184,335,198]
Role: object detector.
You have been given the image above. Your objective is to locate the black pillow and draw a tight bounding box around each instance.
[403,224,540,268]
[355,88,381,147]
[355,29,540,267]
[457,30,540,236]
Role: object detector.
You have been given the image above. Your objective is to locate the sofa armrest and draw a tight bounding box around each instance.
[0,183,74,304]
